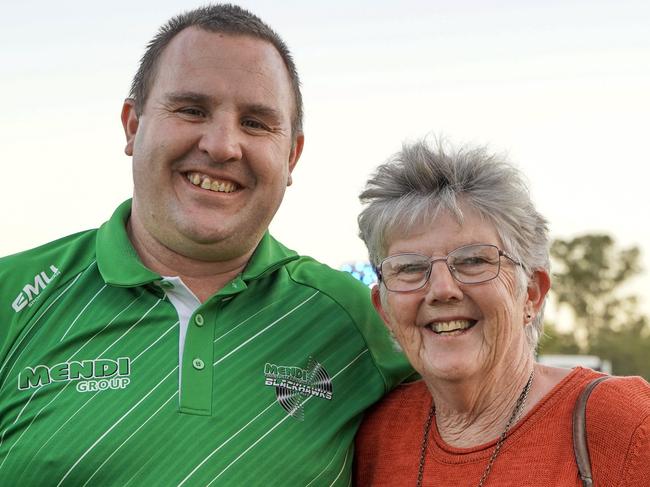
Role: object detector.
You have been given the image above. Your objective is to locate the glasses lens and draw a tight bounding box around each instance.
[448,245,500,283]
[381,254,430,292]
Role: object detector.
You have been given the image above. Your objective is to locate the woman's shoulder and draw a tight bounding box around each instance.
[589,372,650,430]
[543,365,650,404]
[376,379,430,405]
[357,380,431,440]
[531,366,650,443]
[558,367,650,430]
[354,381,430,485]
[581,372,650,484]
[363,380,431,422]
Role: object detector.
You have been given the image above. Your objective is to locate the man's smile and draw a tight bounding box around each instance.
[185,171,240,193]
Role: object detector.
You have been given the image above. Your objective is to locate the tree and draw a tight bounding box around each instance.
[539,234,650,379]
[538,322,580,355]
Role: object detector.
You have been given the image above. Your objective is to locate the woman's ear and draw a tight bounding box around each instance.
[371,285,392,327]
[525,268,551,321]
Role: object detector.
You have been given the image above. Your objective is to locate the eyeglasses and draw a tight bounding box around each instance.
[377,243,522,293]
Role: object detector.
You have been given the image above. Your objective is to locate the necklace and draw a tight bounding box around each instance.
[416,370,534,487]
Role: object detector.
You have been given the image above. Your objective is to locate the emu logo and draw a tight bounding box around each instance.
[12,265,60,312]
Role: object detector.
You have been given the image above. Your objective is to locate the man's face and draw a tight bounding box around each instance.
[122,28,303,262]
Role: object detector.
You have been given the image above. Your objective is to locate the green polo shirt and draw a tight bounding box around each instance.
[0,200,411,486]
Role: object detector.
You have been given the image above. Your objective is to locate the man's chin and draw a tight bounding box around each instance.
[171,228,256,263]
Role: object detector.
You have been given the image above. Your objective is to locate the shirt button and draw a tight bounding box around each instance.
[192,358,205,370]
[194,314,204,327]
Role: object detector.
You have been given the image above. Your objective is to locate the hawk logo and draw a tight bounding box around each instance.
[264,357,332,421]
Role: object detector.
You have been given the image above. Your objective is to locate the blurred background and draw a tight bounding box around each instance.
[1,0,649,376]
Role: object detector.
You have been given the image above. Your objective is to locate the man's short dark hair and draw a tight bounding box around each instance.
[129,4,303,136]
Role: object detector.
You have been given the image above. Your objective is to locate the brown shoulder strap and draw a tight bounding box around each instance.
[572,375,612,487]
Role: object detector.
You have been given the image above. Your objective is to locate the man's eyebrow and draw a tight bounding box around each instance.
[241,103,284,122]
[164,91,213,105]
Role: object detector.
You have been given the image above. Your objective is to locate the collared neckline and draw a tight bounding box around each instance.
[96,200,160,287]
[96,199,299,289]
[241,232,299,281]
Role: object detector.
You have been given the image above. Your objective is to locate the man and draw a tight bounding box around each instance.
[0,5,410,486]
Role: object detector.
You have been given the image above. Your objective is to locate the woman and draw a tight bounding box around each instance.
[354,139,650,486]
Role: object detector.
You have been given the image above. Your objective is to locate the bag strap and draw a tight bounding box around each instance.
[572,375,612,487]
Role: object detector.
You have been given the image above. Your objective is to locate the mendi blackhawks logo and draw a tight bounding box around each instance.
[263,357,332,421]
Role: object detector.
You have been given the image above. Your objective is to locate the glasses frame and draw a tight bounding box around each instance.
[376,243,523,293]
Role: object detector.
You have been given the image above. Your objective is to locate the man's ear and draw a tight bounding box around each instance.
[286,134,304,187]
[121,98,139,156]
[525,268,551,321]
[371,285,392,326]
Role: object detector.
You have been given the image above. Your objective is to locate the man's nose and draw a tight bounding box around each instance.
[424,260,463,303]
[198,117,243,163]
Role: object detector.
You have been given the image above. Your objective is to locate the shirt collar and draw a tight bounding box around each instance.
[96,199,299,287]
[96,199,159,287]
[241,232,299,280]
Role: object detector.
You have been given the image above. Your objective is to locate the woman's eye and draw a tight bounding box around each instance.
[396,263,428,274]
[454,257,492,267]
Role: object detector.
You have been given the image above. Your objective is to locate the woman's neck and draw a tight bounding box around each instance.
[425,358,535,448]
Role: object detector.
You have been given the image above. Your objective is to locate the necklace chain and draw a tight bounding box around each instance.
[416,370,534,487]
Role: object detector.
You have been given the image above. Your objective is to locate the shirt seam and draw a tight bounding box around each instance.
[284,268,390,393]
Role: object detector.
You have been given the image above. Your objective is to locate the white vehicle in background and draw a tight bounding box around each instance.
[537,354,612,374]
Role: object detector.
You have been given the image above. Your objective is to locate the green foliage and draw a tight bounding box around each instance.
[542,234,649,379]
[538,322,580,355]
[588,320,650,377]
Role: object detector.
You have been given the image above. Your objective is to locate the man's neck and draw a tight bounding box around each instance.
[126,218,254,303]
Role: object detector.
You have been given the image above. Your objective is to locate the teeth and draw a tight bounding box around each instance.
[429,320,473,333]
[212,181,229,192]
[186,172,237,193]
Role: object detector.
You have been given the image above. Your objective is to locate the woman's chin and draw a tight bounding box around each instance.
[416,342,483,382]
[424,365,478,384]
[419,352,484,384]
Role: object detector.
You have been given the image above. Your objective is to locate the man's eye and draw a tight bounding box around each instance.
[177,107,205,117]
[242,119,268,130]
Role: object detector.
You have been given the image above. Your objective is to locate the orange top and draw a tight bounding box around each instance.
[354,367,650,486]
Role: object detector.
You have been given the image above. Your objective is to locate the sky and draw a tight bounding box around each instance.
[1,0,649,312]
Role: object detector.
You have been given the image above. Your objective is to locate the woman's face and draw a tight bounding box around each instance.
[372,205,545,384]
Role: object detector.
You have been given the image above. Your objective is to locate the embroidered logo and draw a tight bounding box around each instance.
[18,357,131,393]
[12,264,60,312]
[263,357,332,421]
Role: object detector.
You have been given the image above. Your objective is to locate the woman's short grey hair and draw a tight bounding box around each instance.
[358,138,550,349]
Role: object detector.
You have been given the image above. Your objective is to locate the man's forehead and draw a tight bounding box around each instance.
[150,28,294,104]
[161,27,283,72]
